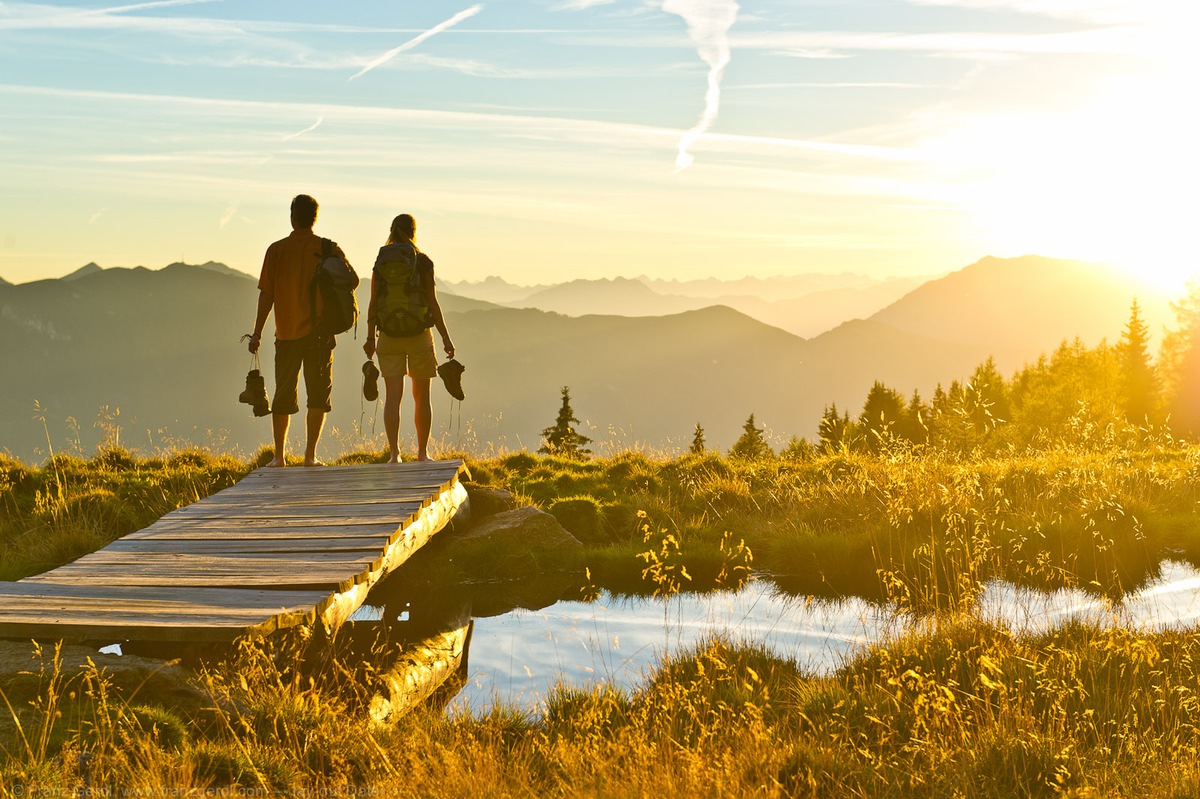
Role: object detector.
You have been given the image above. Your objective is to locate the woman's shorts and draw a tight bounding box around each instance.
[377,329,437,380]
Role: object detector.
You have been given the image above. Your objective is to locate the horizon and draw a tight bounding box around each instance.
[1,2,1194,290]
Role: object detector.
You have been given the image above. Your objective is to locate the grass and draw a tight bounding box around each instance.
[6,624,1200,796]
[5,439,1200,794]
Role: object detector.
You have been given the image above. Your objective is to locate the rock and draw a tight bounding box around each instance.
[442,506,584,581]
[453,506,583,550]
[0,640,208,744]
[464,485,518,518]
[0,640,191,685]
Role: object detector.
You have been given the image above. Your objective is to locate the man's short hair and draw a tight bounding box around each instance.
[291,195,319,228]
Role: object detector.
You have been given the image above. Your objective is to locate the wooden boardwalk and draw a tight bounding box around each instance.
[0,460,469,643]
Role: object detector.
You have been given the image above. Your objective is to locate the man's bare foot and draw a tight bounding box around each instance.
[304,458,325,467]
[266,458,285,468]
[385,454,401,464]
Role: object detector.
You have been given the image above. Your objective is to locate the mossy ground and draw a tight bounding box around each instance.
[4,442,1200,795]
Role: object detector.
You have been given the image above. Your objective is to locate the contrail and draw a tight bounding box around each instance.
[349,4,483,81]
[282,115,324,141]
[97,0,223,14]
[663,0,738,169]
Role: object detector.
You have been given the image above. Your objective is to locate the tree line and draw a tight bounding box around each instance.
[539,289,1200,459]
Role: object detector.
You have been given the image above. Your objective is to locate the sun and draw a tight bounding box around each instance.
[925,7,1199,295]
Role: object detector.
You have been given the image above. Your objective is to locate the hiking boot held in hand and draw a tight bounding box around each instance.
[240,368,271,417]
[362,359,380,402]
[437,358,465,401]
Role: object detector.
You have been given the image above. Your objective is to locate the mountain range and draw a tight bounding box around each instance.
[441,273,929,338]
[0,256,1174,463]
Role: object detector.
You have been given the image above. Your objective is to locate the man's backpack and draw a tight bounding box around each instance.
[311,238,360,338]
[371,242,435,338]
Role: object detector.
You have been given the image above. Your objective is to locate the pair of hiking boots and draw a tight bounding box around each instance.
[239,369,271,417]
[361,358,465,401]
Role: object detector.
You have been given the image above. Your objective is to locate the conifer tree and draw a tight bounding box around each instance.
[1159,282,1200,436]
[690,423,706,454]
[539,386,592,459]
[818,403,852,451]
[1117,299,1158,424]
[903,389,930,444]
[859,381,907,449]
[730,413,772,459]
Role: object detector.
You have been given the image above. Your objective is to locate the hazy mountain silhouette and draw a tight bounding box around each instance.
[446,273,926,337]
[441,276,546,305]
[868,255,1172,372]
[62,263,105,282]
[0,255,1174,463]
[517,277,700,317]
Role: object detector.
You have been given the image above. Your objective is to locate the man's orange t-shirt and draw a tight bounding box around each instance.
[258,230,347,341]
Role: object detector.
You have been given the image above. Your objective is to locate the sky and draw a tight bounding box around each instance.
[0,0,1195,287]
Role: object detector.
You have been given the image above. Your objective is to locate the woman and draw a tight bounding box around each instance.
[363,214,455,462]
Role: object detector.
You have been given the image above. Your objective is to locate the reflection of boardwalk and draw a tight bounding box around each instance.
[0,461,468,642]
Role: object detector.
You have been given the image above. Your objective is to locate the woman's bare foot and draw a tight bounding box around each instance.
[266,457,285,468]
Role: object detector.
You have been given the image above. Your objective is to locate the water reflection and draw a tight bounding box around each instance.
[334,590,474,721]
[344,557,1200,717]
[438,561,1200,714]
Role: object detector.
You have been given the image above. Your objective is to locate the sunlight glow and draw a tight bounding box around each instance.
[923,5,1199,293]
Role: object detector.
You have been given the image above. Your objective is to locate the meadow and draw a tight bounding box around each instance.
[4,427,1200,796]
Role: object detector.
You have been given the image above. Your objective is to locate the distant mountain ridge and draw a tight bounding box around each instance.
[442,272,931,337]
[0,255,1174,463]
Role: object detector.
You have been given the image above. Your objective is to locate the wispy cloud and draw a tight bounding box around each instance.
[99,0,222,14]
[218,202,238,228]
[663,0,739,170]
[551,0,616,9]
[281,115,324,141]
[904,0,1154,24]
[0,82,921,165]
[737,27,1144,59]
[0,0,239,32]
[349,4,484,81]
[88,208,107,225]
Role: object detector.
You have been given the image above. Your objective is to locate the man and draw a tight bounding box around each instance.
[247,194,348,467]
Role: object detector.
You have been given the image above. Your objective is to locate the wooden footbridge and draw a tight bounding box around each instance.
[0,460,469,643]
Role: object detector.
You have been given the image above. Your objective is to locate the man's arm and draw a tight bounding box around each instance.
[248,290,273,354]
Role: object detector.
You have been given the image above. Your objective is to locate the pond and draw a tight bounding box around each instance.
[352,559,1200,715]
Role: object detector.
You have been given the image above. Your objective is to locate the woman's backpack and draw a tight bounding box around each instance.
[371,242,435,338]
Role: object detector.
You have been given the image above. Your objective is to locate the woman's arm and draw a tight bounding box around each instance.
[428,286,454,359]
[363,275,378,358]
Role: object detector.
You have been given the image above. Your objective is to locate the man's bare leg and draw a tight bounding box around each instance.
[413,377,433,461]
[304,408,326,466]
[383,375,405,463]
[269,413,289,467]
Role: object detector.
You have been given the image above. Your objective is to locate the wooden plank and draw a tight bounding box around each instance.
[47,550,381,567]
[0,582,330,608]
[127,520,402,538]
[126,526,402,541]
[161,504,423,520]
[24,571,360,590]
[104,538,390,554]
[0,583,329,641]
[178,493,439,507]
